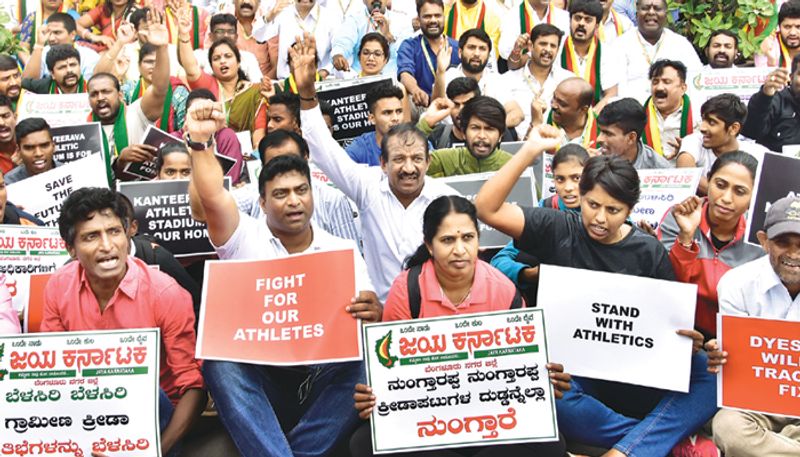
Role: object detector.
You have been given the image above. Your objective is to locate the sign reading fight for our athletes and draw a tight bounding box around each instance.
[363,309,558,454]
[0,329,161,456]
[537,265,697,392]
[718,315,800,418]
[197,249,361,365]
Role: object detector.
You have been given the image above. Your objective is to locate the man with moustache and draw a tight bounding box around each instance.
[595,97,671,170]
[641,59,696,161]
[232,0,273,77]
[597,0,631,43]
[435,28,505,102]
[22,45,86,94]
[559,0,621,112]
[499,0,570,66]
[5,118,62,185]
[21,13,99,80]
[742,54,800,152]
[0,57,22,113]
[426,96,513,177]
[502,23,573,139]
[331,0,414,77]
[758,0,800,71]
[543,77,599,148]
[398,0,461,108]
[0,96,17,173]
[704,30,738,69]
[616,0,701,103]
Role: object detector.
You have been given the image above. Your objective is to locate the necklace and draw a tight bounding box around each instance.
[441,285,471,306]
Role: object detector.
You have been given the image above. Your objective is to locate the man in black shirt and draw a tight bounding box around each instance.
[22,45,86,95]
[741,54,800,152]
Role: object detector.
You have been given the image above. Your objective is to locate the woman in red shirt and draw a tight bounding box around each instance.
[77,0,140,50]
[350,195,571,457]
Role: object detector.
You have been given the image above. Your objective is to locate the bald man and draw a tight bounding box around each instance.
[547,77,597,146]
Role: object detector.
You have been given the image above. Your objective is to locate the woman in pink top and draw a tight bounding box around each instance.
[349,196,571,457]
[0,274,20,334]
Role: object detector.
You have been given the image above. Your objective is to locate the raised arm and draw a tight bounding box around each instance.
[138,9,171,121]
[186,100,241,246]
[474,125,561,239]
[176,5,202,82]
[93,22,138,76]
[21,25,49,79]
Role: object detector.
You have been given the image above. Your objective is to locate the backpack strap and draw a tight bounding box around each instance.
[407,264,424,319]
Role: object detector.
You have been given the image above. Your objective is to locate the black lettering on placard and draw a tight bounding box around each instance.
[317,77,393,142]
[571,302,654,348]
[50,123,103,163]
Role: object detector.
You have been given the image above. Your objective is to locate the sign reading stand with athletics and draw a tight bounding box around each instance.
[537,265,697,392]
[363,309,558,454]
[0,329,162,456]
[197,249,362,365]
[717,315,800,418]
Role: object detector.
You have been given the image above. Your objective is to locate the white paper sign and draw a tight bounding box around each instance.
[0,329,162,456]
[16,92,92,127]
[363,309,558,454]
[7,153,109,226]
[537,264,697,392]
[632,168,702,229]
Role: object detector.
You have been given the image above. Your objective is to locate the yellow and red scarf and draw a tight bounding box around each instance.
[547,108,599,149]
[520,0,554,35]
[597,9,624,42]
[778,33,792,72]
[560,35,602,104]
[165,5,201,49]
[445,0,486,39]
[642,94,693,157]
[282,73,322,94]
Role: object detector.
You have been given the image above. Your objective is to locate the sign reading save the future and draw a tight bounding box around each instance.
[363,309,558,454]
[537,265,697,392]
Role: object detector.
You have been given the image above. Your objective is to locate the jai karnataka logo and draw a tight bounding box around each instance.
[375,331,398,368]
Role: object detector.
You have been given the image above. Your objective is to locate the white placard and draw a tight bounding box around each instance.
[537,264,697,392]
[16,92,92,127]
[632,168,702,229]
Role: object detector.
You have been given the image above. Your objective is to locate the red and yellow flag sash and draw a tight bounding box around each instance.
[446,0,486,38]
[779,33,792,72]
[597,9,623,42]
[561,36,602,104]
[283,73,322,94]
[546,108,599,149]
[520,0,554,35]
[642,94,693,157]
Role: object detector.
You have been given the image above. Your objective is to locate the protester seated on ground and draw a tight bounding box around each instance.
[186,96,381,456]
[346,82,406,166]
[41,188,205,456]
[474,126,719,457]
[705,194,800,457]
[491,145,588,304]
[336,32,393,79]
[117,192,202,319]
[267,91,302,135]
[0,95,17,173]
[156,142,193,180]
[21,12,99,80]
[677,94,765,196]
[741,54,800,153]
[427,95,513,177]
[349,195,571,457]
[658,151,765,340]
[0,274,19,334]
[0,168,44,225]
[5,117,62,185]
[595,97,671,170]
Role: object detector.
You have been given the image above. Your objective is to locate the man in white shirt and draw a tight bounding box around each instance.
[707,195,800,456]
[559,0,621,112]
[187,98,380,457]
[615,0,701,103]
[437,28,504,101]
[503,23,573,139]
[292,33,460,301]
[597,0,631,43]
[498,0,569,62]
[22,13,99,80]
[704,29,738,70]
[263,0,335,79]
[677,93,766,195]
[642,59,697,161]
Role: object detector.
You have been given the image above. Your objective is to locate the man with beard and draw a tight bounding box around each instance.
[559,0,621,112]
[398,0,461,108]
[346,83,405,166]
[21,13,99,80]
[704,30,738,69]
[87,11,171,183]
[595,97,671,170]
[426,95,513,177]
[0,96,17,174]
[758,0,800,72]
[22,45,86,94]
[5,118,62,185]
[331,0,414,77]
[499,0,570,66]
[544,77,599,148]
[616,0,701,103]
[264,0,336,79]
[294,32,459,301]
[641,59,696,161]
[502,23,573,139]
[742,55,800,152]
[0,57,23,114]
[708,195,800,456]
[597,0,631,43]
[436,28,505,103]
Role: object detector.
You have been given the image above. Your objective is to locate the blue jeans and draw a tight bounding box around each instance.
[556,351,718,457]
[203,360,364,457]
[158,389,181,457]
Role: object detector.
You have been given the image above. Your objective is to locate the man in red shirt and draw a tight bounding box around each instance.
[40,187,205,455]
[0,95,17,174]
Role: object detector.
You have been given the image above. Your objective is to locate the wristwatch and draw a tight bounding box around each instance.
[184,133,214,151]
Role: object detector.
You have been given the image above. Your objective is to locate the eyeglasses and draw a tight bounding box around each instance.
[361,50,385,59]
[213,28,237,37]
